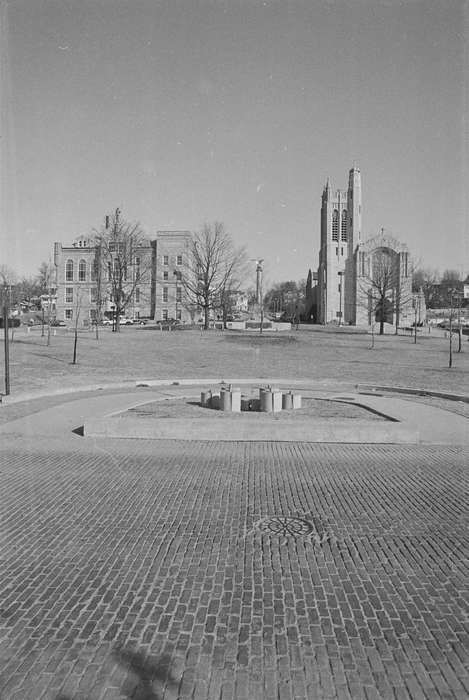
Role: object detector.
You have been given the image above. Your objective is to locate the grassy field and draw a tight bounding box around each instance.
[1,323,467,399]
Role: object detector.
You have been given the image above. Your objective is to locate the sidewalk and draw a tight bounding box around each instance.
[1,381,465,446]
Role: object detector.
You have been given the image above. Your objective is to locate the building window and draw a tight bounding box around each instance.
[174,270,182,281]
[163,271,168,280]
[163,287,168,302]
[65,309,73,320]
[341,210,347,241]
[91,287,97,304]
[359,252,366,276]
[135,287,140,303]
[177,255,183,265]
[402,252,409,277]
[135,256,141,280]
[65,287,73,303]
[336,247,339,256]
[176,287,182,303]
[163,255,169,266]
[341,247,344,256]
[332,210,339,241]
[66,260,74,281]
[176,308,182,320]
[78,259,86,282]
[162,309,168,320]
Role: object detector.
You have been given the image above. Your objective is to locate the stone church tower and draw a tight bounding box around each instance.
[317,167,362,324]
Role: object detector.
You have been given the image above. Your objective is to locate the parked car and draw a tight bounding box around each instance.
[119,317,134,325]
[101,318,113,325]
[50,319,66,327]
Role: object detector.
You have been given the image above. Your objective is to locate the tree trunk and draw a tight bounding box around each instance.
[379,319,384,335]
[204,305,209,330]
[72,330,78,364]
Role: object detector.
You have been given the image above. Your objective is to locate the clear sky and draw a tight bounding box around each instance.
[1,0,467,286]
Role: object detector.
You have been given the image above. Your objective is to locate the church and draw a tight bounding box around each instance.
[315,167,425,329]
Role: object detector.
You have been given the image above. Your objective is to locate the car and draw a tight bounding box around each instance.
[50,319,66,327]
[101,318,113,326]
[119,317,134,325]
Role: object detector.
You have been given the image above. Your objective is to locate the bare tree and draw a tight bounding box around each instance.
[412,267,440,308]
[0,265,18,342]
[181,222,247,330]
[358,249,401,335]
[71,289,82,365]
[0,264,17,287]
[93,209,151,332]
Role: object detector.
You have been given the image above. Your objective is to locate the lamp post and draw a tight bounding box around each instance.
[412,295,419,345]
[3,286,10,395]
[338,271,344,326]
[110,303,116,332]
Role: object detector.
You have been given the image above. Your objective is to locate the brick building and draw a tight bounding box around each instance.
[54,230,192,325]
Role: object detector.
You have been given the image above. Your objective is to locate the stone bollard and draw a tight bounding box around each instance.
[282,392,293,410]
[231,387,241,413]
[259,387,272,413]
[200,390,212,407]
[220,387,232,412]
[272,389,282,413]
[292,394,302,409]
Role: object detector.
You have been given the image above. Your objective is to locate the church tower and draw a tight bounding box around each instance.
[317,167,361,323]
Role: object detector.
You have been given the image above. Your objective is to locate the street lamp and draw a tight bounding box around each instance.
[110,303,116,332]
[2,286,10,395]
[338,271,344,326]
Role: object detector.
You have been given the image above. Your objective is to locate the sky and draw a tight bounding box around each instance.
[1,0,468,287]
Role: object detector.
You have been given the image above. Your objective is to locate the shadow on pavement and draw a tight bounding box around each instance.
[55,645,178,700]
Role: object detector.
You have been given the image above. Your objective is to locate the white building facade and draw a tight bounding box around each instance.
[316,167,424,328]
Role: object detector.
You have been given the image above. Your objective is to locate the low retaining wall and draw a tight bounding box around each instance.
[84,416,418,444]
[225,321,292,331]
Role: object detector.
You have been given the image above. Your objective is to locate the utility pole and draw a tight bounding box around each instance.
[3,287,10,395]
[448,290,454,368]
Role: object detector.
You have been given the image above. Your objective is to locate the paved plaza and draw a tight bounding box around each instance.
[0,379,468,700]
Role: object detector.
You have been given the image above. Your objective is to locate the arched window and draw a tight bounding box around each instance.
[78,259,86,282]
[65,260,74,281]
[332,210,339,241]
[341,210,347,241]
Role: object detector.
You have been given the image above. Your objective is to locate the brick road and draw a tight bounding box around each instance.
[0,436,467,699]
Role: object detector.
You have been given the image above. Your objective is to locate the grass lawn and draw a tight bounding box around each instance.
[1,324,468,398]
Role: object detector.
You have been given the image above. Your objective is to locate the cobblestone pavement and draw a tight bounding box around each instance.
[0,437,468,700]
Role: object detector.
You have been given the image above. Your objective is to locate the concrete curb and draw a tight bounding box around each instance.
[0,380,138,405]
[2,377,467,408]
[356,384,469,404]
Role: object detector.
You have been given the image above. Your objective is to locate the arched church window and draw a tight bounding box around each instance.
[332,210,339,241]
[341,210,347,241]
[65,260,74,281]
[78,260,86,282]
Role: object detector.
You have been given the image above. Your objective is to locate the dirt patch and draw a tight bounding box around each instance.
[223,333,299,346]
[127,396,387,421]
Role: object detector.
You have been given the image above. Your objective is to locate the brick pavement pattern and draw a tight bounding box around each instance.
[0,440,468,699]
